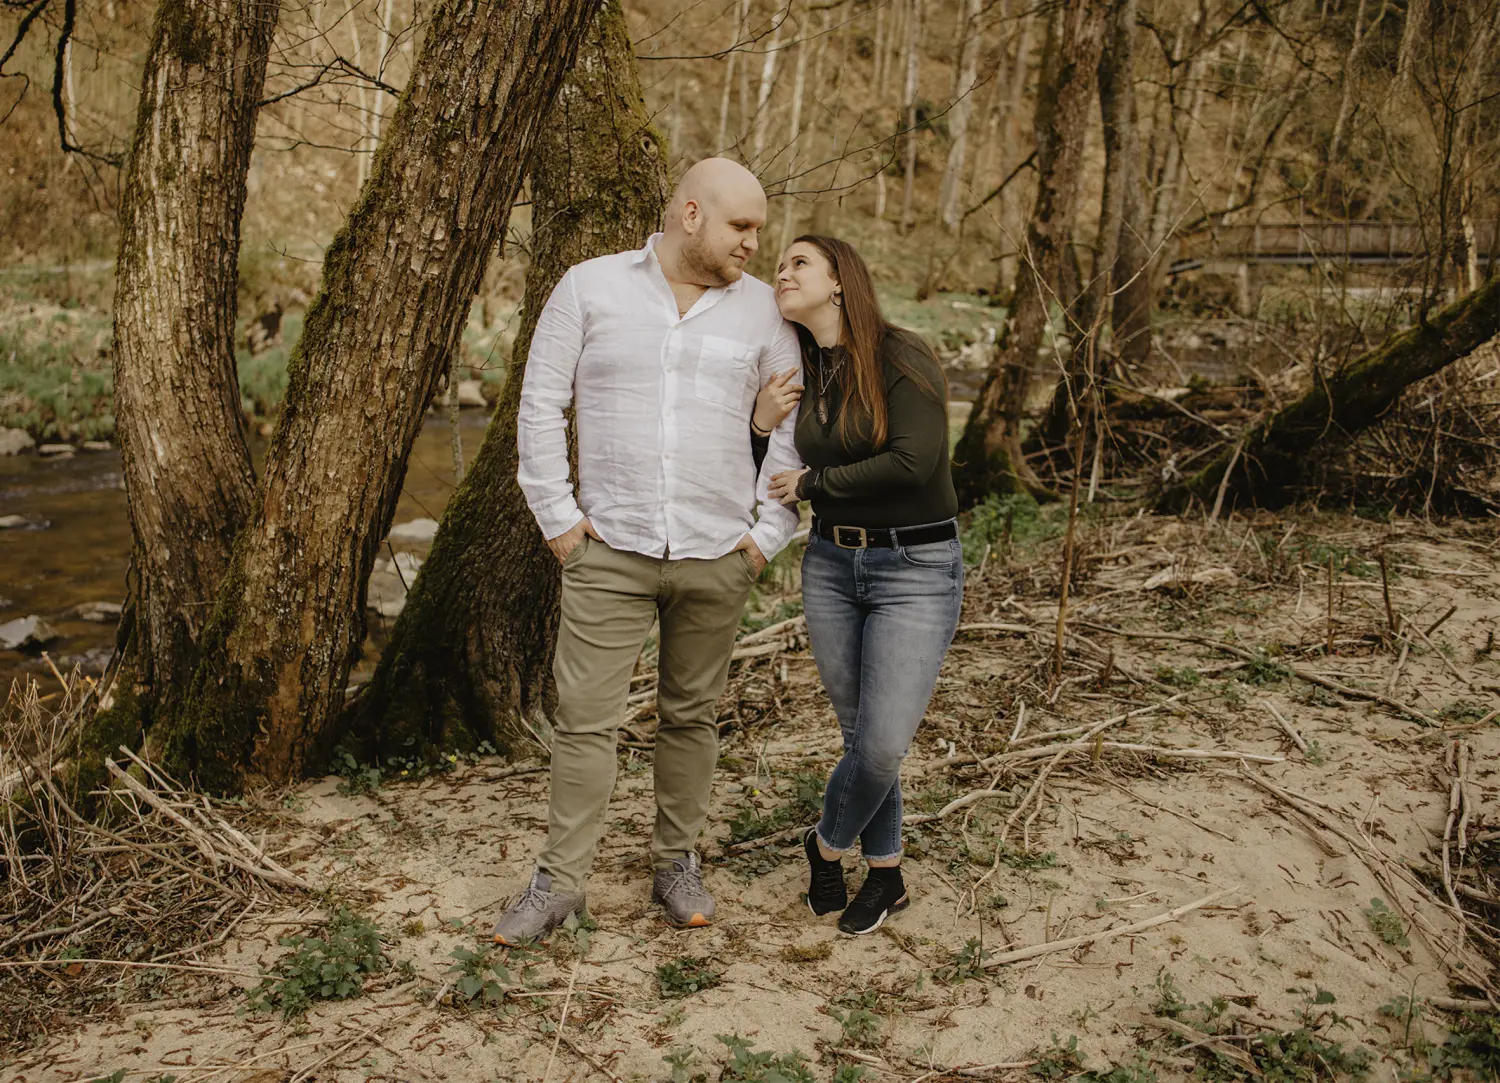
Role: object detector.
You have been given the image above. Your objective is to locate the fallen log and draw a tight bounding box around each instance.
[1158,274,1500,511]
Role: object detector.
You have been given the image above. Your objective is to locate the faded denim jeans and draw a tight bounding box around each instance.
[802,523,964,859]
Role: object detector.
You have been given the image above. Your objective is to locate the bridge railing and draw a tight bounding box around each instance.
[1174,219,1498,268]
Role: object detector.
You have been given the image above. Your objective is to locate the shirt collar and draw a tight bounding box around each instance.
[631,233,663,265]
[631,232,745,293]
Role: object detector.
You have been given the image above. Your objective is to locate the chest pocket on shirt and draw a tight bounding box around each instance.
[696,335,757,414]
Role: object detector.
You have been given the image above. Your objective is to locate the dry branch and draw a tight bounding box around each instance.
[981,888,1236,968]
[1077,622,1439,726]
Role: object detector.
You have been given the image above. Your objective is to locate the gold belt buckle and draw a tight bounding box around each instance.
[833,525,868,549]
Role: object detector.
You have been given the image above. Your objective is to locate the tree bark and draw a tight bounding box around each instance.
[1158,273,1500,512]
[158,0,604,790]
[951,0,1106,506]
[101,0,277,766]
[346,0,668,764]
[1039,0,1142,445]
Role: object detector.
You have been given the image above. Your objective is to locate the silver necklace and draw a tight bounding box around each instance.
[815,347,843,425]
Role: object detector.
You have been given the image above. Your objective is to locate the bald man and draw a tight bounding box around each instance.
[500,158,805,943]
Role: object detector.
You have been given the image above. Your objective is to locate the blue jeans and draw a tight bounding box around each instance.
[802,524,964,860]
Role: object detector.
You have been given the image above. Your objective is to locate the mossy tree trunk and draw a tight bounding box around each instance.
[343,0,669,764]
[1158,273,1500,512]
[99,0,275,766]
[153,0,604,791]
[950,0,1107,506]
[1039,0,1144,448]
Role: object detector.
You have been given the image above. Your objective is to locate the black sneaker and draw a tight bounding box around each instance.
[804,829,847,916]
[838,867,909,935]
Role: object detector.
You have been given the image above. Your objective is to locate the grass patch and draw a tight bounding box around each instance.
[717,1034,817,1083]
[1362,897,1409,948]
[959,493,1063,564]
[829,990,882,1046]
[780,941,832,963]
[657,955,722,997]
[0,302,113,440]
[245,908,386,1018]
[727,771,824,844]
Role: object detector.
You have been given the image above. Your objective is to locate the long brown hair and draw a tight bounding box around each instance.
[790,234,945,448]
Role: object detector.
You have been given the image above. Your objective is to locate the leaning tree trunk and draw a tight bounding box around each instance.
[1159,273,1500,512]
[154,0,604,791]
[950,0,1107,505]
[344,0,668,764]
[1038,0,1141,446]
[95,0,276,770]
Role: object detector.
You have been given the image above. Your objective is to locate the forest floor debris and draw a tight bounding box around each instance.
[3,507,1498,1083]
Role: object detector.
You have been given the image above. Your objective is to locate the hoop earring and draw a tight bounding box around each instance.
[831,293,843,308]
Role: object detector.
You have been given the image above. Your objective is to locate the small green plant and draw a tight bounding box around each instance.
[1243,650,1292,686]
[657,955,723,997]
[1438,700,1490,725]
[830,990,882,1046]
[447,943,527,1005]
[727,772,824,843]
[1149,971,1184,1019]
[716,1034,816,1083]
[960,492,1059,562]
[1030,1034,1087,1080]
[662,1047,698,1083]
[1082,1056,1157,1083]
[997,846,1058,871]
[832,1066,872,1083]
[1254,1021,1371,1082]
[935,936,991,984]
[246,909,386,1018]
[1150,971,1228,1029]
[1363,897,1410,947]
[1155,665,1202,688]
[334,749,383,796]
[554,910,597,955]
[1428,1011,1500,1079]
[1377,991,1427,1047]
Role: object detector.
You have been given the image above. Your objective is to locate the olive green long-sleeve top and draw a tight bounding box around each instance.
[796,329,958,529]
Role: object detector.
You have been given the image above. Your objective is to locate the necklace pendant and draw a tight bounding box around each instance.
[816,399,829,425]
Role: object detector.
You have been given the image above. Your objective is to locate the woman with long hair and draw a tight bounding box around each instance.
[766,235,962,935]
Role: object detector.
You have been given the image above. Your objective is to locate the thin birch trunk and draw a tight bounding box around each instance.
[715,0,749,151]
[899,0,924,234]
[779,30,809,247]
[938,0,983,231]
[751,10,784,167]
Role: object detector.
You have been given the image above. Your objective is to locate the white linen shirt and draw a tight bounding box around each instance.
[517,234,804,562]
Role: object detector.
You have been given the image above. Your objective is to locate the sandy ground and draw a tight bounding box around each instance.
[5,511,1498,1083]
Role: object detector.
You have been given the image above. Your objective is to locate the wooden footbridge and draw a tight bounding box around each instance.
[1169,220,1498,274]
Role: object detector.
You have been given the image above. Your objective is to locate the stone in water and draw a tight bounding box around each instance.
[388,518,440,544]
[0,616,61,651]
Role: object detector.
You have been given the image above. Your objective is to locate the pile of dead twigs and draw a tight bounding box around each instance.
[1309,350,1500,515]
[0,671,313,1052]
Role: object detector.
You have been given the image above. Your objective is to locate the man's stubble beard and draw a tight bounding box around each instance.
[681,230,740,287]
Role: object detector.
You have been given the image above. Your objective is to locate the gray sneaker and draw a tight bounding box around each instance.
[651,852,716,928]
[491,870,585,946]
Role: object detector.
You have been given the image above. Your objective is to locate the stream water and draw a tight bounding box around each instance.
[0,410,493,695]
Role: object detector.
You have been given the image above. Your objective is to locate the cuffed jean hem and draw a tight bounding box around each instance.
[813,827,900,862]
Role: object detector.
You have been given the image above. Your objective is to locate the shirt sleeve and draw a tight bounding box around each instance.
[815,352,948,501]
[748,319,804,561]
[517,269,587,540]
